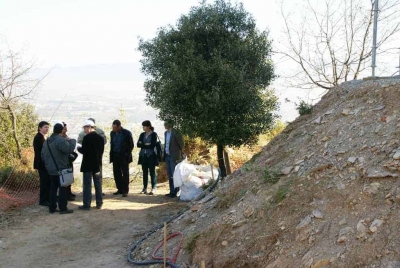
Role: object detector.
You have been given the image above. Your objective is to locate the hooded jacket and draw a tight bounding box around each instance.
[41,133,77,176]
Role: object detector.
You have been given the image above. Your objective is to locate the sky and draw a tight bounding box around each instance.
[1,0,398,123]
[0,0,282,68]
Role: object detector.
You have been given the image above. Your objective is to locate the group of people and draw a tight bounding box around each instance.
[33,118,184,214]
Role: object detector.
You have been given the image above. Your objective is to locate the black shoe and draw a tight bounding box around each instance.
[78,206,90,211]
[70,193,76,198]
[113,191,121,195]
[165,193,173,197]
[96,204,102,209]
[67,196,75,201]
[60,209,74,214]
[49,209,59,214]
[39,201,50,206]
[168,193,177,198]
[102,193,105,196]
[122,193,128,197]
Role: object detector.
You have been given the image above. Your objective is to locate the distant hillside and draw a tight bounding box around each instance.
[29,63,159,135]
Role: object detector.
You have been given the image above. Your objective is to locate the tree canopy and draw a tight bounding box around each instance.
[138,0,279,176]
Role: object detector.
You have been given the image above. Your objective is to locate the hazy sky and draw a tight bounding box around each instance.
[0,0,282,68]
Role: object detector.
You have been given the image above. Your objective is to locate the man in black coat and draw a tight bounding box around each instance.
[33,121,50,206]
[77,120,105,210]
[110,119,134,197]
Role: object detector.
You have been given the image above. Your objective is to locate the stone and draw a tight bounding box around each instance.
[313,116,322,124]
[357,220,368,237]
[347,157,358,163]
[312,210,324,219]
[339,219,347,226]
[393,151,400,160]
[311,259,331,268]
[337,236,347,243]
[342,109,350,116]
[294,159,304,165]
[281,166,293,175]
[244,206,254,218]
[373,105,385,111]
[370,219,383,228]
[296,215,312,230]
[366,170,398,179]
[232,220,247,228]
[321,136,330,142]
[294,166,300,172]
[222,241,228,246]
[369,226,377,233]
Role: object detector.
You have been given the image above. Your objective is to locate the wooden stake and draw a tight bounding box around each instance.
[210,164,215,181]
[164,222,167,268]
[201,260,206,268]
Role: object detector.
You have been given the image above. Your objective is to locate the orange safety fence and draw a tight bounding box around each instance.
[0,166,40,210]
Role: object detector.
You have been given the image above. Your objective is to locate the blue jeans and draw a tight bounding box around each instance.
[165,154,179,194]
[83,171,103,207]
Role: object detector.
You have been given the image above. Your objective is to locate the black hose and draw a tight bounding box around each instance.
[127,173,221,267]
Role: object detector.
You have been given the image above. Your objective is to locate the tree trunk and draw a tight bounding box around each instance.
[223,147,231,175]
[217,144,226,178]
[7,104,22,159]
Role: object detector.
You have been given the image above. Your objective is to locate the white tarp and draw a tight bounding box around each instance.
[173,159,219,201]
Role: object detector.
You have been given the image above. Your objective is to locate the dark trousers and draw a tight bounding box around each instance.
[112,153,130,194]
[49,175,68,212]
[165,155,179,194]
[141,156,156,190]
[83,171,102,207]
[38,169,50,204]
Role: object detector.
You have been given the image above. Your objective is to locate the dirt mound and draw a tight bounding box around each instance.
[132,78,400,267]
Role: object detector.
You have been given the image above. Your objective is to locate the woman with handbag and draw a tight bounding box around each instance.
[137,120,158,195]
[41,123,77,214]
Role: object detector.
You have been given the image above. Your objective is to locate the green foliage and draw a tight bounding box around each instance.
[138,0,279,148]
[262,166,280,184]
[295,100,313,115]
[0,102,38,166]
[273,185,290,204]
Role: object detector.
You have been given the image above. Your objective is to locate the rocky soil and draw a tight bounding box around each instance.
[132,77,400,267]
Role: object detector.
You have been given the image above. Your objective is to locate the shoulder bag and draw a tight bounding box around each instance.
[47,140,74,187]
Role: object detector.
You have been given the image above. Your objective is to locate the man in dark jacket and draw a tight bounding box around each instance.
[110,119,134,197]
[41,123,76,214]
[163,120,184,197]
[33,121,50,206]
[77,119,105,210]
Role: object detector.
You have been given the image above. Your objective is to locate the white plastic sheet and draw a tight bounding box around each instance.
[173,159,219,201]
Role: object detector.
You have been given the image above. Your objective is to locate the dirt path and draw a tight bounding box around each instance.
[0,182,188,268]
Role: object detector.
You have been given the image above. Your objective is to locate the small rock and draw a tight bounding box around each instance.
[321,136,330,142]
[367,170,398,179]
[393,151,400,160]
[296,215,312,230]
[311,259,331,268]
[294,159,304,165]
[337,236,347,243]
[347,157,358,163]
[243,206,254,218]
[281,166,293,175]
[296,227,311,242]
[232,220,247,228]
[373,105,385,111]
[369,226,377,233]
[339,219,347,226]
[312,210,324,219]
[370,219,383,228]
[342,109,350,116]
[313,116,322,124]
[222,241,228,246]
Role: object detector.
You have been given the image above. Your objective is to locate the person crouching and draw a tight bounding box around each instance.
[77,120,105,210]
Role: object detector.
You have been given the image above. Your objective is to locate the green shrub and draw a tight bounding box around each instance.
[262,166,280,184]
[295,100,313,115]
